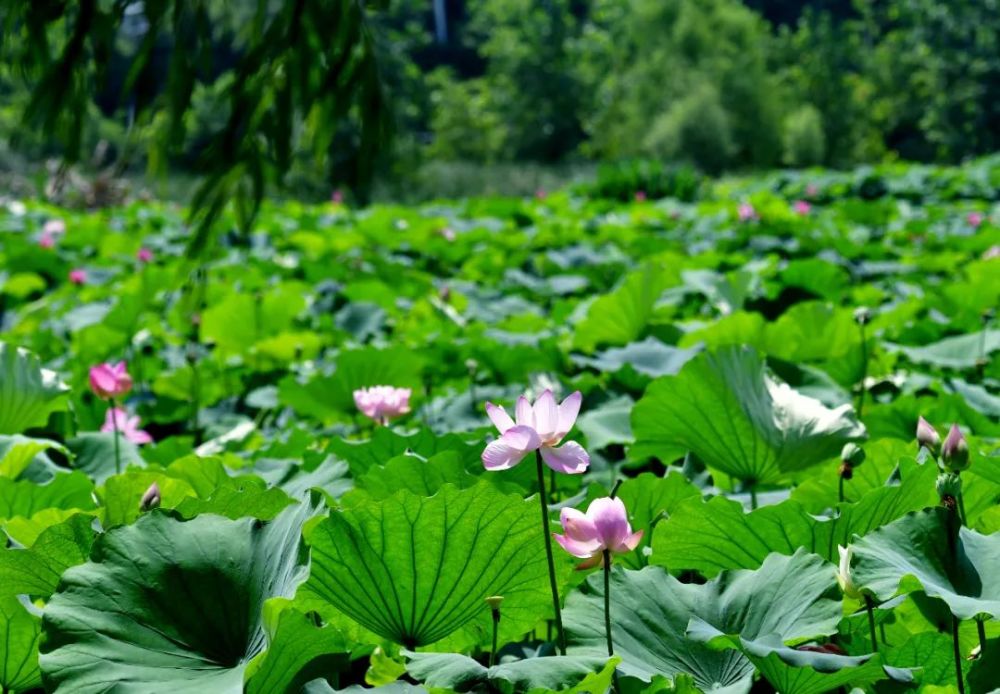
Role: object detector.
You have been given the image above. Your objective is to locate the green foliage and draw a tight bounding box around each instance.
[782,104,827,167]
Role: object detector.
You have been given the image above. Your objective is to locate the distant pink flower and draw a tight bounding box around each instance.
[102,407,153,445]
[137,247,153,263]
[967,211,984,228]
[554,497,643,569]
[738,202,757,222]
[635,190,647,202]
[69,269,87,285]
[354,385,412,424]
[806,184,819,198]
[439,227,456,242]
[332,189,344,204]
[793,200,811,215]
[38,232,56,249]
[43,219,66,236]
[535,188,547,200]
[984,245,1000,260]
[89,362,133,400]
[482,390,588,474]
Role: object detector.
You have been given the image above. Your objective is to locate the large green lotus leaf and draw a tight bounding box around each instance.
[0,471,94,521]
[573,264,674,352]
[885,329,1000,369]
[570,337,702,380]
[852,508,1000,621]
[244,606,350,694]
[40,502,314,693]
[762,302,864,387]
[355,451,480,499]
[0,596,42,693]
[564,551,842,691]
[299,482,551,648]
[632,346,866,483]
[325,427,482,477]
[404,652,617,693]
[699,634,912,694]
[100,470,198,527]
[0,513,96,600]
[650,457,937,576]
[66,432,145,484]
[0,436,68,479]
[779,258,851,302]
[0,343,70,435]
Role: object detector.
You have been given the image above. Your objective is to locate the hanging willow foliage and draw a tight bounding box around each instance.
[1,0,391,257]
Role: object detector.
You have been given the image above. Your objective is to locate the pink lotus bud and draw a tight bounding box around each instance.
[967,211,984,228]
[793,200,811,215]
[101,406,153,445]
[38,232,56,249]
[635,190,647,202]
[738,202,757,222]
[942,425,970,472]
[553,496,643,570]
[43,219,66,236]
[89,362,134,399]
[332,189,344,204]
[805,184,819,198]
[140,482,161,511]
[69,269,87,285]
[353,385,412,425]
[535,188,547,200]
[916,416,941,455]
[137,247,153,263]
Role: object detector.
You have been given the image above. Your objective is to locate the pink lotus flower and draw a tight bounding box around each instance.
[354,385,412,424]
[89,362,133,400]
[554,497,643,569]
[439,227,456,242]
[738,202,757,222]
[137,247,153,263]
[38,232,56,249]
[535,188,547,200]
[916,416,941,454]
[482,390,589,474]
[43,219,66,236]
[101,407,153,445]
[793,200,811,215]
[967,211,984,228]
[69,269,87,285]
[942,424,970,472]
[984,245,1000,260]
[635,190,647,202]
[332,189,344,204]
[806,184,819,198]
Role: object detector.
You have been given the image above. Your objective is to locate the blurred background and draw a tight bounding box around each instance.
[2,0,998,206]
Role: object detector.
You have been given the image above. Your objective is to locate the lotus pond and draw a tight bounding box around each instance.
[0,160,999,694]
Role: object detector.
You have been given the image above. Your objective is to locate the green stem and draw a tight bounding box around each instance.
[609,478,623,499]
[749,485,758,511]
[864,595,878,653]
[110,398,121,475]
[550,467,557,505]
[490,608,500,668]
[536,450,566,655]
[953,615,966,694]
[957,486,968,527]
[856,322,868,417]
[838,475,845,504]
[603,550,613,657]
[978,619,987,654]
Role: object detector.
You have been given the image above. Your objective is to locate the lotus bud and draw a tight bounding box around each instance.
[853,307,871,326]
[140,482,161,511]
[942,425,970,472]
[916,416,941,456]
[840,443,865,480]
[837,545,863,600]
[936,472,962,510]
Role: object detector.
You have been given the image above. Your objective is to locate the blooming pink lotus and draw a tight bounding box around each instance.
[635,190,647,202]
[967,211,985,228]
[69,269,87,285]
[38,232,56,249]
[102,407,153,445]
[332,189,344,204]
[806,184,819,198]
[439,227,456,242]
[89,362,133,400]
[793,200,811,215]
[137,247,154,263]
[483,390,589,474]
[738,202,757,222]
[554,497,643,569]
[535,188,547,200]
[43,219,66,236]
[354,385,412,424]
[984,245,1000,260]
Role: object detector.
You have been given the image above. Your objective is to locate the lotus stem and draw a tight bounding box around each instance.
[838,475,845,504]
[603,550,613,657]
[957,486,968,527]
[487,599,502,668]
[864,595,879,653]
[856,320,868,417]
[110,398,121,475]
[978,619,987,655]
[609,478,623,499]
[749,484,758,511]
[536,450,566,655]
[953,615,966,694]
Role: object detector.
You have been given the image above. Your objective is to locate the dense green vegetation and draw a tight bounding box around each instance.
[0,156,998,692]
